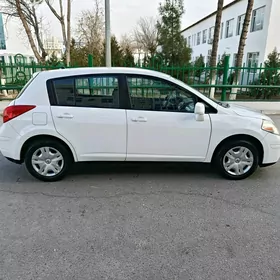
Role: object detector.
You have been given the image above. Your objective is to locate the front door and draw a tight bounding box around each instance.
[49,74,127,161]
[125,75,212,161]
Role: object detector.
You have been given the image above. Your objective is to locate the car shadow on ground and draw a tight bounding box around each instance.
[69,162,218,177]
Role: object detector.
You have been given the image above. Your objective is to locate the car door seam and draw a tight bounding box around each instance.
[205,114,213,161]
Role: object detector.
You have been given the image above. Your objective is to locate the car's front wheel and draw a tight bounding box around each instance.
[24,140,72,182]
[215,140,259,180]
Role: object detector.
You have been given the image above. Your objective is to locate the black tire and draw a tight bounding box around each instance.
[214,140,259,180]
[24,139,72,182]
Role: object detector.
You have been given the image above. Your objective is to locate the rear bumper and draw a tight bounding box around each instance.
[0,123,21,160]
[261,133,280,165]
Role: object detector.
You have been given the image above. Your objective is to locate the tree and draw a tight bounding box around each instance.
[44,0,71,66]
[250,48,280,99]
[1,0,47,62]
[46,51,60,66]
[66,0,71,66]
[156,0,191,67]
[123,46,135,67]
[193,55,205,78]
[67,38,88,67]
[217,53,226,79]
[76,3,104,66]
[120,34,136,52]
[209,0,224,98]
[102,36,124,66]
[229,0,254,100]
[134,17,158,56]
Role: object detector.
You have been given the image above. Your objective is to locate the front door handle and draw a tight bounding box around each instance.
[57,113,74,119]
[131,117,147,123]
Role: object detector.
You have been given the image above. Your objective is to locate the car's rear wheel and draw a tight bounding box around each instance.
[24,140,72,182]
[214,140,259,180]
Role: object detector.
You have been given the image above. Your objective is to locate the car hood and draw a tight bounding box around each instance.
[228,104,271,120]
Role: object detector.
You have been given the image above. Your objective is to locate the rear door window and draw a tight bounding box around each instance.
[50,75,120,108]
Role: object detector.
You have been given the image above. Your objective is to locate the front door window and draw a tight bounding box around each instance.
[127,76,196,113]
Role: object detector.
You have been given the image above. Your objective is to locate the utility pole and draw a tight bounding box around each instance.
[105,0,111,67]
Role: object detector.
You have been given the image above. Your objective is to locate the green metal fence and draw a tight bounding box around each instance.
[0,54,280,101]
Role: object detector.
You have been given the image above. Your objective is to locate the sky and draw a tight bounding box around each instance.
[40,0,234,40]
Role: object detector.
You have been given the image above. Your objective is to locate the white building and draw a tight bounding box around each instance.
[182,0,280,67]
[0,13,35,64]
[43,36,64,59]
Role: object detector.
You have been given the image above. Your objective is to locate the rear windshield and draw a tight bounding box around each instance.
[16,72,40,99]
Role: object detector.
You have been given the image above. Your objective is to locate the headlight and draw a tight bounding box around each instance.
[262,120,280,135]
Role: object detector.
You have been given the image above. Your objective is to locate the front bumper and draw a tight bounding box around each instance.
[261,132,280,165]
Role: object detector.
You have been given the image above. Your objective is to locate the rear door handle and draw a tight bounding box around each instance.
[57,113,74,119]
[131,117,147,122]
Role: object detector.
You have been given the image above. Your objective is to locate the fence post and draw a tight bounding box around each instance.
[221,55,230,101]
[88,54,93,67]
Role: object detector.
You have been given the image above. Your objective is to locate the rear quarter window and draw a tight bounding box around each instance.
[16,72,40,99]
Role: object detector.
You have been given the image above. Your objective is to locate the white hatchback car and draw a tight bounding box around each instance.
[0,67,279,181]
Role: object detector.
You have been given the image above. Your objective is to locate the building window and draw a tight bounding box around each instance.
[220,22,224,39]
[188,36,191,47]
[251,6,265,32]
[192,34,196,46]
[225,19,234,38]
[207,49,212,65]
[237,14,245,35]
[202,29,207,44]
[233,53,237,66]
[247,52,259,72]
[197,32,201,45]
[208,26,214,42]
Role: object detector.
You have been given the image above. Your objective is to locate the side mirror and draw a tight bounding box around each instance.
[194,102,205,121]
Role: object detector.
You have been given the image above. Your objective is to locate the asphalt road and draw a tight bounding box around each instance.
[1,116,280,280]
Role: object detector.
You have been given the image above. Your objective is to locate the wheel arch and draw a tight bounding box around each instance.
[20,134,77,162]
[211,134,264,165]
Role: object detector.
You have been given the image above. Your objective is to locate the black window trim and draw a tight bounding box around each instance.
[46,73,129,109]
[123,74,217,114]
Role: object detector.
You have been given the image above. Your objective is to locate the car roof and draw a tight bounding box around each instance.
[38,67,173,80]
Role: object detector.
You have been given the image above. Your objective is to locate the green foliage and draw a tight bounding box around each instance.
[123,47,135,67]
[68,39,89,67]
[193,55,205,78]
[249,48,280,99]
[156,0,192,66]
[111,36,124,66]
[46,52,61,67]
[101,36,124,66]
[217,53,226,78]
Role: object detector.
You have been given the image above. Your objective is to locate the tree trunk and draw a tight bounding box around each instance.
[59,0,67,47]
[32,6,47,61]
[229,0,254,100]
[66,0,71,66]
[209,0,224,99]
[15,0,42,62]
[45,0,67,57]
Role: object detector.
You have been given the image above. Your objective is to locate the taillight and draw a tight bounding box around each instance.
[3,105,36,123]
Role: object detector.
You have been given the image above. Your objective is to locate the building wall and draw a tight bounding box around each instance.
[0,14,35,63]
[0,13,6,51]
[182,0,273,66]
[264,0,280,59]
[44,36,64,59]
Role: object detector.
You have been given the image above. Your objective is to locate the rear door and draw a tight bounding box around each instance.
[48,74,127,161]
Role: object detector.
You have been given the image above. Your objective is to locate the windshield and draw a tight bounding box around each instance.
[168,75,230,109]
